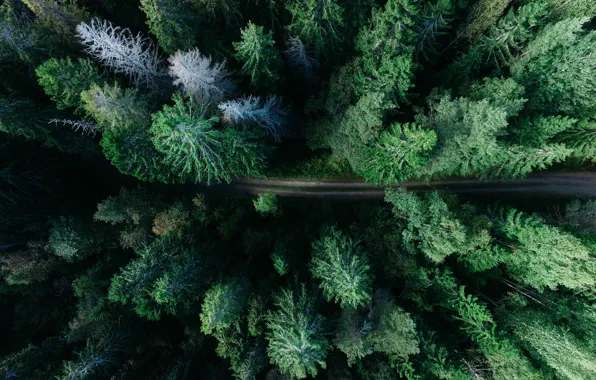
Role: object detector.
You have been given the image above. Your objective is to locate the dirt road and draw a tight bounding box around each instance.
[198,172,596,199]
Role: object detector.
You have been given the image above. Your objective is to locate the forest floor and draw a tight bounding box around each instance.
[198,172,596,199]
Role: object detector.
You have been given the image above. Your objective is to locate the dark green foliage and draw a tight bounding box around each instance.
[512,18,596,118]
[359,123,437,183]
[311,226,373,308]
[48,216,100,262]
[36,57,104,113]
[140,0,196,53]
[108,235,208,319]
[22,0,89,38]
[2,1,596,378]
[266,285,328,379]
[491,207,596,291]
[253,193,280,216]
[385,189,469,263]
[234,22,282,89]
[151,93,266,184]
[353,0,418,104]
[458,0,511,40]
[200,279,249,335]
[285,0,344,53]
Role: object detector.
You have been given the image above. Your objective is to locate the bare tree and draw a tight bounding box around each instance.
[283,36,318,82]
[76,18,167,89]
[218,95,288,142]
[49,119,100,137]
[168,48,235,104]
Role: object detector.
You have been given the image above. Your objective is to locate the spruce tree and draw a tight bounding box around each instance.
[233,22,282,89]
[200,279,249,335]
[36,57,104,113]
[359,123,437,184]
[140,0,196,54]
[285,0,344,53]
[265,285,328,379]
[311,226,373,308]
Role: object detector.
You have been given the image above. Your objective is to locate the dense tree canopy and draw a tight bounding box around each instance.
[1,0,595,379]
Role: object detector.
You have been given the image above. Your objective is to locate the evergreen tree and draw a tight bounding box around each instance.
[48,216,100,262]
[266,285,328,379]
[200,279,250,335]
[512,18,596,118]
[151,93,266,184]
[385,189,470,263]
[285,0,344,53]
[233,22,282,89]
[335,290,419,365]
[359,123,437,184]
[253,193,280,216]
[458,0,511,40]
[36,57,104,113]
[22,0,89,38]
[140,0,196,54]
[512,311,596,380]
[354,0,418,104]
[557,118,596,162]
[310,226,373,308]
[108,235,181,319]
[492,207,596,291]
[81,83,151,131]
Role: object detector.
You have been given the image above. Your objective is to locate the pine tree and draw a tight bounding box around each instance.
[200,279,250,335]
[0,0,52,64]
[48,216,100,262]
[36,57,104,113]
[233,22,282,89]
[168,48,235,104]
[81,83,151,131]
[22,0,88,38]
[359,123,437,184]
[253,193,280,216]
[457,0,511,40]
[385,189,470,263]
[366,290,419,360]
[265,285,328,379]
[283,36,318,82]
[310,226,373,308]
[140,0,196,54]
[419,90,514,178]
[492,207,596,291]
[354,0,418,104]
[490,144,572,177]
[0,246,56,286]
[512,18,596,118]
[76,18,167,89]
[447,1,551,82]
[557,118,596,162]
[414,0,453,61]
[150,93,227,183]
[285,0,344,53]
[317,92,387,171]
[512,115,577,147]
[151,251,208,315]
[512,311,596,380]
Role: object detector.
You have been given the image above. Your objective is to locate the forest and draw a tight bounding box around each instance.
[0,0,595,379]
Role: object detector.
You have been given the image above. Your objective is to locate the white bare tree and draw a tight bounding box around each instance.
[167,48,235,104]
[76,18,167,89]
[218,95,288,142]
